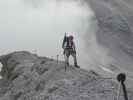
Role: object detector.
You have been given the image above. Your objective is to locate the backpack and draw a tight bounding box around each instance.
[62,35,74,49]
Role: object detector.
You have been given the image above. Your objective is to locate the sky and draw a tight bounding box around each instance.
[0,0,96,67]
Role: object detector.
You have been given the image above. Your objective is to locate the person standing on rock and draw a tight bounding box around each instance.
[62,33,80,68]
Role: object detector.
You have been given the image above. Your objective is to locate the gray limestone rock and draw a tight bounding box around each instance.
[0,51,132,100]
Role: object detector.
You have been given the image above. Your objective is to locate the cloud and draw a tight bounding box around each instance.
[0,0,93,64]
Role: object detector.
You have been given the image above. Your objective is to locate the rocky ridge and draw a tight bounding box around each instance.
[0,51,132,100]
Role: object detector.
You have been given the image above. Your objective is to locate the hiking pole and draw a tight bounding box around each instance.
[57,55,59,64]
[65,63,67,72]
[117,73,128,100]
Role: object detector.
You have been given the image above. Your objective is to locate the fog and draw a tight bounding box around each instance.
[0,0,90,66]
[0,0,110,69]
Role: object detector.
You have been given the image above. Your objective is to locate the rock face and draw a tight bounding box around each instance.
[0,51,132,100]
[85,0,133,73]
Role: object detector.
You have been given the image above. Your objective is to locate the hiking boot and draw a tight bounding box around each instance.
[74,64,80,68]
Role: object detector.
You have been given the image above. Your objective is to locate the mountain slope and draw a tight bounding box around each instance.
[85,0,133,76]
[0,51,132,100]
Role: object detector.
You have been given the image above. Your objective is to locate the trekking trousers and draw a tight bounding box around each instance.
[64,48,77,66]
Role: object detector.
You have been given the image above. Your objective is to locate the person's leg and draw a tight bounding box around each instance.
[71,52,79,68]
[64,49,70,66]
